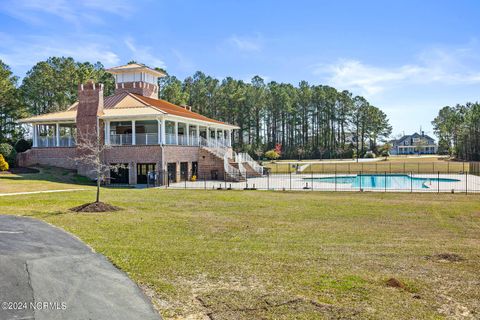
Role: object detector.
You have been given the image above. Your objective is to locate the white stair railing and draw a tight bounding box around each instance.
[200,137,244,180]
[237,152,264,175]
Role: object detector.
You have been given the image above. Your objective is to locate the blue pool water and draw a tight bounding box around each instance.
[305,174,460,189]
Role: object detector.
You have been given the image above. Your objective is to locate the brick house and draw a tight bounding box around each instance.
[18,63,262,184]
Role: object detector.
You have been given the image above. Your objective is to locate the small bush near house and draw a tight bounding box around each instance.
[0,143,16,166]
[364,150,376,158]
[265,150,280,160]
[0,154,9,171]
[14,139,32,153]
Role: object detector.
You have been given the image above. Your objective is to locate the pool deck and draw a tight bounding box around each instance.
[168,173,480,193]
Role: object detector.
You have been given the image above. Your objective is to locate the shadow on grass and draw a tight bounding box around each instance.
[0,165,95,187]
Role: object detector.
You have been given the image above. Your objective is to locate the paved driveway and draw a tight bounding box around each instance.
[0,215,161,320]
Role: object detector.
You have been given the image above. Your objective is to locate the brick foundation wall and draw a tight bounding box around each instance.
[198,148,226,180]
[17,148,77,169]
[104,145,163,184]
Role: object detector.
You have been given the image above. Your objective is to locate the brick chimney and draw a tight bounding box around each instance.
[76,80,104,177]
[76,80,104,141]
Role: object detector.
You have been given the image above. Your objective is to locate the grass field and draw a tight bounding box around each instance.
[0,167,93,194]
[1,169,479,319]
[264,156,470,174]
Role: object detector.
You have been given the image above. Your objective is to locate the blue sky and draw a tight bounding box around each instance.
[1,0,479,136]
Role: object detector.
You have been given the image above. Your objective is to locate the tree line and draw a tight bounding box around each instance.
[432,102,480,161]
[0,57,393,159]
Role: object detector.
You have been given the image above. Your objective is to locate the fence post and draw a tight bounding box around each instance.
[384,171,387,192]
[289,170,292,190]
[185,173,187,189]
[267,171,270,190]
[224,171,227,189]
[311,168,314,191]
[359,171,362,192]
[204,173,206,190]
[335,171,337,191]
[410,171,413,193]
[437,171,440,193]
[403,162,406,173]
[465,171,468,195]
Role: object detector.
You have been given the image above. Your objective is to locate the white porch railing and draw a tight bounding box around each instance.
[165,133,176,145]
[37,136,75,148]
[135,133,158,145]
[110,134,133,145]
[237,152,264,175]
[37,136,57,148]
[59,136,76,147]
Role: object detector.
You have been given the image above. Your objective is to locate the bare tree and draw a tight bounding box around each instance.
[72,127,123,203]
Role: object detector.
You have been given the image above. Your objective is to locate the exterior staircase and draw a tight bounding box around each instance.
[198,138,263,182]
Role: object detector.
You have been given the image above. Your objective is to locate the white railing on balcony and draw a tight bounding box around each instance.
[59,136,76,147]
[165,133,176,145]
[110,134,133,145]
[199,137,229,149]
[237,152,264,175]
[37,136,56,148]
[189,136,199,146]
[135,133,158,145]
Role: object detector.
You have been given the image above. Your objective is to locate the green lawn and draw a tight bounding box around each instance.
[0,166,93,193]
[1,172,479,319]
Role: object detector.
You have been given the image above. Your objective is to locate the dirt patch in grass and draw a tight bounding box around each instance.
[196,290,360,319]
[70,201,121,212]
[428,253,465,262]
[386,278,405,289]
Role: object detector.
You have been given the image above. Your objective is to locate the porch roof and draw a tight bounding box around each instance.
[19,92,239,129]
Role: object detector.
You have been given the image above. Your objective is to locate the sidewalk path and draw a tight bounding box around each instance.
[0,215,161,320]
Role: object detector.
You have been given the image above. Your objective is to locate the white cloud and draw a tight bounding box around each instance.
[227,34,263,52]
[124,37,166,69]
[314,43,480,97]
[0,0,133,27]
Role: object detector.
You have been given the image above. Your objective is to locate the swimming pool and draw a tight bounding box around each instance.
[305,174,460,189]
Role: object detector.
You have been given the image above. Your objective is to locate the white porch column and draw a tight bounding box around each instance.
[55,123,60,147]
[161,118,166,144]
[32,125,38,147]
[214,128,218,146]
[132,120,136,145]
[174,121,178,145]
[228,129,232,147]
[186,123,190,146]
[196,125,200,146]
[157,119,161,145]
[105,120,111,145]
[206,127,210,144]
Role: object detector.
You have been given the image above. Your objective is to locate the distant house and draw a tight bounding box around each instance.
[390,132,437,155]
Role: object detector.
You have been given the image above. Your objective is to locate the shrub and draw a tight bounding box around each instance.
[0,143,17,166]
[364,150,376,158]
[265,150,280,160]
[0,154,8,171]
[14,139,32,153]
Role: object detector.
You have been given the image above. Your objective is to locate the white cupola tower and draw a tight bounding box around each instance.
[106,63,166,99]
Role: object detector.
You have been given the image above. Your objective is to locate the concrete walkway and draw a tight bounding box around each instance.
[0,215,161,320]
[0,189,87,197]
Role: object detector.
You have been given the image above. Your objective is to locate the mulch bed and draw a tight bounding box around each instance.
[70,202,121,212]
